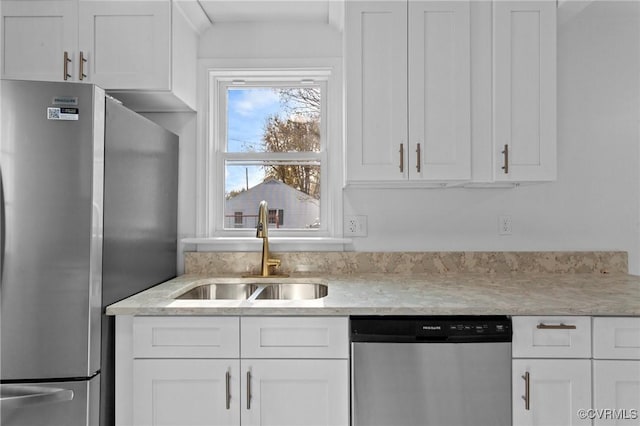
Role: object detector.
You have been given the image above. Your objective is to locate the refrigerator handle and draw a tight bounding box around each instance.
[0,384,74,410]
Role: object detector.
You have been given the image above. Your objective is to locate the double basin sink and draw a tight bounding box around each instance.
[176,281,328,301]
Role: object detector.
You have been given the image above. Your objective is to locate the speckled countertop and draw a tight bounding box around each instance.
[105,272,640,316]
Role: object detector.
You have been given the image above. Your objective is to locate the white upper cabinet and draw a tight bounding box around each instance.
[345,0,557,187]
[346,1,471,185]
[1,0,196,111]
[1,1,78,82]
[408,1,471,181]
[78,1,171,91]
[493,1,557,182]
[345,1,408,183]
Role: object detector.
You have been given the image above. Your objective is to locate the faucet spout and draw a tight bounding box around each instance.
[254,200,286,277]
[257,200,268,239]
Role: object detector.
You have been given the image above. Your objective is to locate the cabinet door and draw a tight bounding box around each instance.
[242,359,349,426]
[408,1,471,181]
[513,359,592,426]
[494,1,556,182]
[133,359,240,426]
[1,0,78,81]
[593,360,640,426]
[78,0,171,90]
[345,1,408,182]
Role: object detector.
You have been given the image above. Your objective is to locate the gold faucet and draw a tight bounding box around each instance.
[254,200,287,277]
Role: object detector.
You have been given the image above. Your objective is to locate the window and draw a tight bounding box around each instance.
[268,209,284,227]
[233,211,243,227]
[207,68,336,237]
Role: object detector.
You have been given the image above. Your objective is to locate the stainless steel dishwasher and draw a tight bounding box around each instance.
[351,316,512,426]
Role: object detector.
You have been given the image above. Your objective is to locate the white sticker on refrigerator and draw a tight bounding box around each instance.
[47,107,79,121]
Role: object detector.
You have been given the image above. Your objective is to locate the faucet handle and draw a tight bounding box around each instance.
[267,258,281,268]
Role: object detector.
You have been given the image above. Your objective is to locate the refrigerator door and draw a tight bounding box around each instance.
[1,375,100,426]
[0,80,104,380]
[99,97,178,426]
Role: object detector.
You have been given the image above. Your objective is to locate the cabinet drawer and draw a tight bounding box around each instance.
[512,316,591,358]
[593,317,640,359]
[133,316,239,358]
[241,317,349,359]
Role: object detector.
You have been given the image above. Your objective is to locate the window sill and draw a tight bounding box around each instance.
[181,237,352,252]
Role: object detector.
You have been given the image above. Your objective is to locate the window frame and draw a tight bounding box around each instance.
[197,60,343,242]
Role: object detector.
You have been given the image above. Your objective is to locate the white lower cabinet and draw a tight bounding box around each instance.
[593,317,640,426]
[512,316,593,426]
[593,361,640,426]
[117,315,349,426]
[512,359,592,426]
[513,316,640,426]
[133,359,240,426]
[242,360,349,426]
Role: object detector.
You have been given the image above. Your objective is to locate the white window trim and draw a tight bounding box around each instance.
[215,76,327,235]
[192,58,344,249]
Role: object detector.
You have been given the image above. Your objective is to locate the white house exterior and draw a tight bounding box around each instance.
[225,179,320,229]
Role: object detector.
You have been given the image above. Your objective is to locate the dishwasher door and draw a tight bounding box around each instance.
[351,341,512,426]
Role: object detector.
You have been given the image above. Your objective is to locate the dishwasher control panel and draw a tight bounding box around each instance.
[351,315,512,343]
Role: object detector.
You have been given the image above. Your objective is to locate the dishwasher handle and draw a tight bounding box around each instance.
[0,384,74,410]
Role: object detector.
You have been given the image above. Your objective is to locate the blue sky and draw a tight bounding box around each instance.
[226,88,283,194]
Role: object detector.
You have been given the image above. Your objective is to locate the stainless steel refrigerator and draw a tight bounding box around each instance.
[0,79,178,426]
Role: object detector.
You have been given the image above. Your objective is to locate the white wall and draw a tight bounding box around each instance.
[194,2,640,275]
[199,21,342,59]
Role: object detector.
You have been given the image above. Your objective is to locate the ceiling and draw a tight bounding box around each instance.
[200,0,331,23]
[176,0,344,32]
[177,0,592,34]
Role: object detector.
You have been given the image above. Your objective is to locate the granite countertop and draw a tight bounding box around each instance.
[105,272,640,316]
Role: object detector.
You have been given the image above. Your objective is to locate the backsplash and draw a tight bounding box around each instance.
[184,251,628,275]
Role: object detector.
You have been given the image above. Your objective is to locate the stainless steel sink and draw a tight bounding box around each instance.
[254,283,328,300]
[176,283,258,300]
[174,282,328,300]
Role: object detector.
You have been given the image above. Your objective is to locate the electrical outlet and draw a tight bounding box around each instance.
[345,215,368,237]
[498,215,512,235]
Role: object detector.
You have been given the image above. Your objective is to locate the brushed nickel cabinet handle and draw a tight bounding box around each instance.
[225,370,231,410]
[416,143,421,173]
[399,143,404,173]
[501,144,509,174]
[63,51,71,80]
[522,372,530,410]
[536,323,577,330]
[246,370,252,410]
[79,51,87,81]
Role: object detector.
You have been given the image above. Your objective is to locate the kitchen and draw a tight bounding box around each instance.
[1,0,639,426]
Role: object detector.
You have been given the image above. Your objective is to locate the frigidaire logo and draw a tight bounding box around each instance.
[423,325,441,330]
